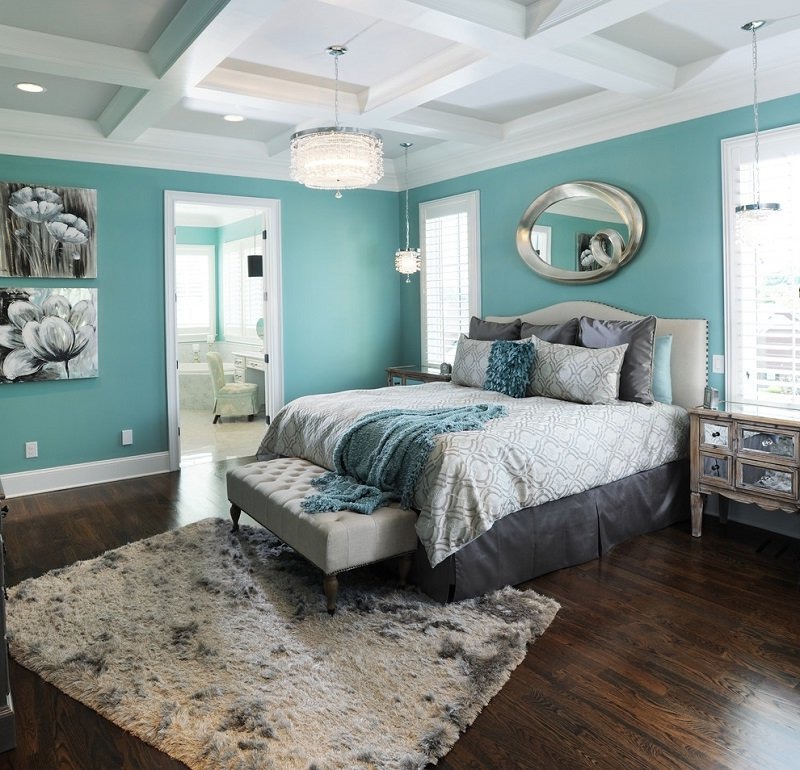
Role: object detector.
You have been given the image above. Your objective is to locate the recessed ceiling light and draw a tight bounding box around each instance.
[223,114,245,122]
[16,82,46,93]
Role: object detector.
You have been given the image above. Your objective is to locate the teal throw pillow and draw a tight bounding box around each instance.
[483,339,535,398]
[652,334,673,404]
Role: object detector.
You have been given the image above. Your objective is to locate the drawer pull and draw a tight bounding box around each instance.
[711,431,720,438]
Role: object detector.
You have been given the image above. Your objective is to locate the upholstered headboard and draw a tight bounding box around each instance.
[487,301,708,410]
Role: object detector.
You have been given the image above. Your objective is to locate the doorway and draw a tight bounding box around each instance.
[164,191,283,470]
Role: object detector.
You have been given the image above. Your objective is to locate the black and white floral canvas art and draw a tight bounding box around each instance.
[0,183,97,278]
[0,287,98,383]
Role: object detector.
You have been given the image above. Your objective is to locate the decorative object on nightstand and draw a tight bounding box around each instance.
[689,402,800,537]
[386,364,452,386]
[0,478,16,752]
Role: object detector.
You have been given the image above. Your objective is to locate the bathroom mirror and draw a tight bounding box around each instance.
[516,181,644,284]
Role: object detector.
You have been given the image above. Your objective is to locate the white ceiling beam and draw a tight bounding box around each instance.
[361,46,505,118]
[320,0,676,97]
[526,0,672,45]
[0,24,156,89]
[99,0,290,142]
[388,107,503,144]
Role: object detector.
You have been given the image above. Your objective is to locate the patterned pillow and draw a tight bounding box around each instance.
[483,339,535,398]
[452,335,493,388]
[527,337,628,404]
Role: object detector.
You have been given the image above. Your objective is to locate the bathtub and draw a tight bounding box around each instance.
[178,360,234,411]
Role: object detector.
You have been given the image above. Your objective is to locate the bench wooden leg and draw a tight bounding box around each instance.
[398,553,412,587]
[230,503,241,533]
[323,574,338,615]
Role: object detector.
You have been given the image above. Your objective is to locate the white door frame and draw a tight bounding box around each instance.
[164,190,284,471]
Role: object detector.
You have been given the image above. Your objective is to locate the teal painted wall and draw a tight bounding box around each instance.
[1,157,399,474]
[400,93,800,396]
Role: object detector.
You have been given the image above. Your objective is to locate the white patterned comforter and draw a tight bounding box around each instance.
[256,382,688,567]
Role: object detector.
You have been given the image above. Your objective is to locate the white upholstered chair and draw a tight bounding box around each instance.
[206,351,258,424]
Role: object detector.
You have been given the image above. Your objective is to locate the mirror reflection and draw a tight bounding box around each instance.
[516,181,644,284]
[535,196,628,272]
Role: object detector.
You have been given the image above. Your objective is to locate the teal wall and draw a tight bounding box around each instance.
[1,157,399,474]
[400,92,800,393]
[4,91,800,479]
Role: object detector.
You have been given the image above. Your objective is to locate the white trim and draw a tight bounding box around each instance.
[164,191,283,471]
[1,452,171,498]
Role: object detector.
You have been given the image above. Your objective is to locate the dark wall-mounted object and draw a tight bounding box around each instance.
[247,254,263,277]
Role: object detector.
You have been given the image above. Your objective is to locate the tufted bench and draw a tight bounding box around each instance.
[226,457,419,613]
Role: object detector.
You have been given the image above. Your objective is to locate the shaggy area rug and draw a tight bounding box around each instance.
[6,517,559,770]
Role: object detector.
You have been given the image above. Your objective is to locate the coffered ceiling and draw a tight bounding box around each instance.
[2,0,800,189]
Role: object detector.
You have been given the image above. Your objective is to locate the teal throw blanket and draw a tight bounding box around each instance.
[301,404,506,515]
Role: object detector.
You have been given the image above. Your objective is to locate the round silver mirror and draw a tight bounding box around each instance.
[516,181,644,284]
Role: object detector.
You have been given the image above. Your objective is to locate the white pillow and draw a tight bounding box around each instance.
[528,336,628,404]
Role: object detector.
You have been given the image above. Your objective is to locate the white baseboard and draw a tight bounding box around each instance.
[1,453,171,498]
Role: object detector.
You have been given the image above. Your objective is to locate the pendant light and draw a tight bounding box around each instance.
[736,20,780,220]
[394,143,421,282]
[289,45,383,198]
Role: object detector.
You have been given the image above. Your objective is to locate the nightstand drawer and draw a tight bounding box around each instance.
[736,459,797,500]
[738,424,799,463]
[699,419,731,451]
[698,453,731,486]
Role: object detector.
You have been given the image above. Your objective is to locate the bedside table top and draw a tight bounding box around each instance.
[691,401,800,423]
[387,364,446,376]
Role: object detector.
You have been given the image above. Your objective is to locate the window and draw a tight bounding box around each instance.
[175,244,215,338]
[222,236,263,341]
[723,124,800,406]
[420,191,480,367]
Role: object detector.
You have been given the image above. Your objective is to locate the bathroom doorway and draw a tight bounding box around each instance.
[164,192,283,470]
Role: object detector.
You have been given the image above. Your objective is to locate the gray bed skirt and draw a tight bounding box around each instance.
[410,459,689,603]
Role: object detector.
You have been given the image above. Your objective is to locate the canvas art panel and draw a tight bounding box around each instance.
[0,183,97,278]
[0,287,98,383]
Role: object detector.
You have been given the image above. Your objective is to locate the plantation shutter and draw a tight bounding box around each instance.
[223,237,262,341]
[420,192,480,367]
[724,127,800,406]
[175,244,214,335]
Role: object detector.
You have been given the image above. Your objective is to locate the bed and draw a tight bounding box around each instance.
[256,301,708,602]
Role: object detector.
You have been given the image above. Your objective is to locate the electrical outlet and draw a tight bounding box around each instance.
[121,429,133,446]
[25,441,38,459]
[712,355,725,374]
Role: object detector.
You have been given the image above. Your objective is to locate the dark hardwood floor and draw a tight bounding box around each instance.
[1,461,798,770]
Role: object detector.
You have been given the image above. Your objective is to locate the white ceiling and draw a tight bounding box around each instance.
[2,0,800,190]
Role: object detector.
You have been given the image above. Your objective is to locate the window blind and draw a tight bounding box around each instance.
[420,192,480,367]
[724,126,800,406]
[175,244,214,335]
[223,237,262,341]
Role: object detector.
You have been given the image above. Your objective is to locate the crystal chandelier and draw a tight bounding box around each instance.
[395,142,421,282]
[736,20,780,220]
[289,45,383,197]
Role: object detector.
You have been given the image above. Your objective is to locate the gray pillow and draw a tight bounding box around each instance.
[452,335,493,387]
[578,315,656,404]
[520,318,579,345]
[468,316,521,340]
[527,337,628,404]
